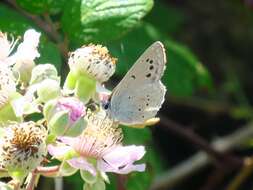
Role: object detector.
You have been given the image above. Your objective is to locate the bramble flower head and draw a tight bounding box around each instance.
[68,44,116,83]
[48,110,146,179]
[64,44,116,102]
[0,122,47,180]
[44,97,86,137]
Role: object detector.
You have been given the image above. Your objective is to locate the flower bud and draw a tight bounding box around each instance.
[44,97,86,137]
[30,64,59,85]
[37,79,61,102]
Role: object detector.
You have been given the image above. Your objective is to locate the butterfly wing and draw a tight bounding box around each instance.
[109,41,166,125]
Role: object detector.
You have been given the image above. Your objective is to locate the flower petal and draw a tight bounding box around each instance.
[67,157,97,176]
[58,136,78,147]
[13,29,41,62]
[98,145,146,174]
[47,144,73,158]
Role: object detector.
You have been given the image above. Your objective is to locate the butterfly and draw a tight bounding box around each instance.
[103,41,167,127]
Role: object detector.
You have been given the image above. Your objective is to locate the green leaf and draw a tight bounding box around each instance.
[126,171,153,190]
[145,1,184,34]
[37,41,62,71]
[61,0,153,45]
[164,39,213,96]
[16,0,48,14]
[122,127,152,144]
[65,172,84,190]
[108,23,213,96]
[0,4,62,72]
[16,0,66,14]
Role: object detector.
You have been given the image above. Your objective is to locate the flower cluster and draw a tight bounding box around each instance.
[0,29,151,190]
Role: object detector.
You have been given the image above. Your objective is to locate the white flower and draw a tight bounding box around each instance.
[68,44,116,83]
[13,29,41,62]
[0,29,41,66]
[0,64,16,92]
[0,122,47,173]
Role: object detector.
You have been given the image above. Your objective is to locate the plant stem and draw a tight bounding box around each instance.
[26,172,37,190]
[35,166,60,177]
[159,116,242,167]
[150,121,253,190]
[225,157,253,190]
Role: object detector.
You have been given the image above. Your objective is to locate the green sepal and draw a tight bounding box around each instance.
[59,161,78,177]
[43,100,57,121]
[64,70,78,92]
[64,150,79,160]
[80,170,97,184]
[0,103,19,123]
[75,74,96,103]
[46,133,57,144]
[48,111,69,136]
[0,92,22,123]
[53,148,78,161]
[13,60,35,84]
[83,179,106,190]
[65,118,87,137]
[37,79,60,103]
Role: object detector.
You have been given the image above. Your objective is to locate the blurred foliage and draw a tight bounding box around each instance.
[0,0,222,189]
[0,4,62,71]
[61,0,154,44]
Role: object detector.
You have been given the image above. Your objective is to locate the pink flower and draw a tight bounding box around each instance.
[56,97,86,123]
[48,110,146,176]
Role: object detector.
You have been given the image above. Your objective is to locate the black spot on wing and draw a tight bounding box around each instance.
[146,73,151,78]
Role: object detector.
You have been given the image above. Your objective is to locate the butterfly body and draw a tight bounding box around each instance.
[105,41,166,126]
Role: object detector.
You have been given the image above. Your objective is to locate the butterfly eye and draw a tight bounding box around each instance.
[102,101,110,110]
